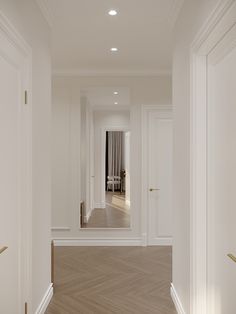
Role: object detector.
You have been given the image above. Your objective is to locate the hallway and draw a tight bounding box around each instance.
[46,246,176,314]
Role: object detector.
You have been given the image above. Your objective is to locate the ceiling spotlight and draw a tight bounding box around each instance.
[108,9,117,16]
[110,47,118,52]
[114,91,118,95]
[114,102,118,105]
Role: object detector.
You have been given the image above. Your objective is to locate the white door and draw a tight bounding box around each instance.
[207,25,236,314]
[144,109,173,245]
[0,26,31,313]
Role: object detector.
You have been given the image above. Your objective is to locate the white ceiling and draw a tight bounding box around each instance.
[42,0,184,75]
[81,87,130,108]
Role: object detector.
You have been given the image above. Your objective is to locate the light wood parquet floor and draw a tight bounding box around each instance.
[46,246,176,314]
[83,192,130,228]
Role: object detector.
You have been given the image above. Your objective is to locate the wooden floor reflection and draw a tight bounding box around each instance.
[84,192,130,228]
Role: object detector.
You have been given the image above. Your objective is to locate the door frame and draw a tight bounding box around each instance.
[0,11,32,313]
[190,1,236,313]
[141,105,172,246]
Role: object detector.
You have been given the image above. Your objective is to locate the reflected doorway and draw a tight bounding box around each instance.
[84,130,130,228]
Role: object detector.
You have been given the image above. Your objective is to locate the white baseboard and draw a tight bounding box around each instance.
[149,237,173,246]
[53,237,142,246]
[170,283,186,314]
[84,207,94,223]
[35,283,53,314]
[94,202,106,209]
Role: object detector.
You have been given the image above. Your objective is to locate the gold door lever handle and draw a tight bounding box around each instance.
[227,253,236,263]
[0,246,8,255]
[149,188,160,192]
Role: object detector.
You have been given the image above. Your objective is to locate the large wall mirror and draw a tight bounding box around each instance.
[80,87,131,229]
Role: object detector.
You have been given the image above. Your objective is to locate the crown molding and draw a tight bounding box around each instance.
[52,68,172,77]
[35,0,53,28]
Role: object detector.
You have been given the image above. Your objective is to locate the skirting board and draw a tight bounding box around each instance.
[149,237,173,246]
[35,283,53,314]
[93,202,106,209]
[170,283,186,314]
[53,237,142,246]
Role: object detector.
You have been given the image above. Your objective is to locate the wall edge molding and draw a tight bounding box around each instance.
[53,237,142,246]
[170,283,186,314]
[35,283,53,314]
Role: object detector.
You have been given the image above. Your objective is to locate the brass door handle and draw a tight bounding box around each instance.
[0,246,8,254]
[228,253,236,263]
[149,188,160,192]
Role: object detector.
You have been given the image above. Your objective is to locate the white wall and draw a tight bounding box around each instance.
[52,85,80,229]
[52,75,171,240]
[172,0,219,312]
[93,110,130,207]
[0,0,51,311]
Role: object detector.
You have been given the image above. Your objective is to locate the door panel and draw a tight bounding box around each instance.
[208,43,236,313]
[0,32,30,313]
[147,111,173,245]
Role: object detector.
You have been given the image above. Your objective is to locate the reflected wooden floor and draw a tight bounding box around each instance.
[46,246,176,314]
[84,192,130,228]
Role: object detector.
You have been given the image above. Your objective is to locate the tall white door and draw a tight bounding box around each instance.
[0,27,31,313]
[207,27,236,314]
[145,109,173,245]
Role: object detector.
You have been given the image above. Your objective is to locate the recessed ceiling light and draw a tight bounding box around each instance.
[110,47,118,52]
[114,91,118,95]
[114,102,118,105]
[108,9,117,16]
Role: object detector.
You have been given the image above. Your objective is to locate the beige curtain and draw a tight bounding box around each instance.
[107,131,123,177]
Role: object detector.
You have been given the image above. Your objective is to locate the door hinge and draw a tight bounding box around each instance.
[24,90,28,105]
[25,302,28,314]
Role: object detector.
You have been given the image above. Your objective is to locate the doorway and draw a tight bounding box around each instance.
[142,106,173,246]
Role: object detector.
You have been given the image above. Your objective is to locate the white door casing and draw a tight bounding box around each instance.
[207,25,236,314]
[190,1,236,313]
[142,106,173,246]
[0,12,32,314]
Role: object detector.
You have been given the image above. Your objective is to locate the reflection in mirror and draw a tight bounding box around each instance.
[86,130,130,228]
[80,91,131,228]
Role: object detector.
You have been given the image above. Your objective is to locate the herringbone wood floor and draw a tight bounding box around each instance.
[46,246,176,314]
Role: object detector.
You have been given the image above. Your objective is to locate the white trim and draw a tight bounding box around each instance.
[93,202,106,209]
[35,283,53,314]
[35,0,53,28]
[52,69,172,77]
[51,227,71,231]
[53,237,142,246]
[148,237,173,246]
[190,1,236,313]
[170,283,186,314]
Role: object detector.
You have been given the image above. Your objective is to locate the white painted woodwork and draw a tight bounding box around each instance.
[189,2,236,313]
[143,107,173,245]
[148,111,173,245]
[207,35,236,314]
[0,26,30,314]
